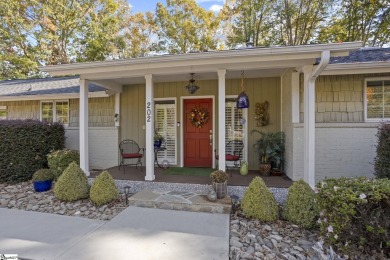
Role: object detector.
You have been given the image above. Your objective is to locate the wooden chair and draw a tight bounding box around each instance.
[118,139,144,173]
[215,140,244,174]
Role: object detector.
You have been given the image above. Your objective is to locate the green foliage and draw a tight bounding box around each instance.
[90,171,119,205]
[32,169,54,181]
[53,162,89,202]
[0,0,136,80]
[47,149,80,180]
[374,122,390,179]
[251,130,285,165]
[152,0,220,54]
[241,177,278,222]
[316,177,390,256]
[210,170,228,183]
[317,0,390,47]
[154,133,164,141]
[223,0,274,48]
[0,120,65,183]
[284,179,318,228]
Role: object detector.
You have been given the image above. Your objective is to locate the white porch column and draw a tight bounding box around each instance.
[79,79,89,176]
[302,66,315,187]
[291,71,300,123]
[217,69,226,171]
[145,74,155,181]
[302,51,330,187]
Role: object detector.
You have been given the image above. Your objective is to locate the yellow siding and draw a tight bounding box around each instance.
[0,100,40,119]
[0,97,115,127]
[120,84,146,149]
[300,73,390,122]
[120,77,281,170]
[69,96,115,127]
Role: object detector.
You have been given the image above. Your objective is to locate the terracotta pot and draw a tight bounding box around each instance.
[212,180,228,199]
[259,163,271,176]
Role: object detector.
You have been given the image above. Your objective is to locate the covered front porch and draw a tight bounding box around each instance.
[40,42,362,187]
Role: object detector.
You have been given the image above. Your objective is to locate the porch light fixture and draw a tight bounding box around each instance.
[237,71,249,109]
[185,73,200,94]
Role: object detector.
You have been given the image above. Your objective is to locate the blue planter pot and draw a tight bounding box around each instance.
[34,180,52,192]
[154,140,162,148]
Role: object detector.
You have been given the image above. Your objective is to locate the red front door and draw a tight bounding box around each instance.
[184,99,213,167]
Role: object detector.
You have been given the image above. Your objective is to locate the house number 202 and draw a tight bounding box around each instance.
[146,102,151,123]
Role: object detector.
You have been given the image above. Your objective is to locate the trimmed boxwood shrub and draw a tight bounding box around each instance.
[374,122,390,179]
[90,171,119,205]
[0,120,65,183]
[316,177,390,256]
[241,176,278,222]
[48,149,80,180]
[284,179,318,228]
[32,169,54,181]
[54,162,89,201]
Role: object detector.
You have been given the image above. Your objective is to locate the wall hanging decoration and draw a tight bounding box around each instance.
[255,101,269,126]
[185,73,200,94]
[188,106,209,128]
[236,70,250,109]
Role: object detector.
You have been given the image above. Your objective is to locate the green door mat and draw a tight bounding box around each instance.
[164,167,214,176]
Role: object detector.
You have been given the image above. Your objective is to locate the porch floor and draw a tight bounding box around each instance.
[92,166,293,188]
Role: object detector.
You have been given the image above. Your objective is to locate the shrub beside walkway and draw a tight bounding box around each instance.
[0,181,125,220]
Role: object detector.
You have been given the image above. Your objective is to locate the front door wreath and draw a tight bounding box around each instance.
[188,106,209,128]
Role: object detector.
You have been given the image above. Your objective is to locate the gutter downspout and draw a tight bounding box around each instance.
[303,50,330,188]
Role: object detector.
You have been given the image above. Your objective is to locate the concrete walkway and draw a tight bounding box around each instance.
[0,206,229,260]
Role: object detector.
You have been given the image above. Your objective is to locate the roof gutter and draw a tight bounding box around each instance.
[322,61,390,75]
[311,50,330,80]
[0,91,109,102]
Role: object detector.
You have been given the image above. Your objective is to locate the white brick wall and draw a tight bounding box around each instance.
[65,127,119,170]
[292,123,377,182]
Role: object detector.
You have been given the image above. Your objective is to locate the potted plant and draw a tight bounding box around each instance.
[210,170,229,199]
[154,133,165,148]
[32,169,54,192]
[251,130,285,176]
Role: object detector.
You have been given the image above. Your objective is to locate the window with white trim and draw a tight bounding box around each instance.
[0,106,7,120]
[365,79,390,121]
[155,100,176,165]
[225,99,244,165]
[41,100,69,125]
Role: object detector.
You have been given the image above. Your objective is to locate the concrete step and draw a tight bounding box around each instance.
[128,189,231,214]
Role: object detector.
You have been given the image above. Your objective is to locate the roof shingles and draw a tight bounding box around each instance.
[0,76,105,97]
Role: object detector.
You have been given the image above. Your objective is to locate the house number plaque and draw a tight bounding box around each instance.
[146,102,151,123]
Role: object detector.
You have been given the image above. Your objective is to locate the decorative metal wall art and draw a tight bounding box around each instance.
[254,101,269,127]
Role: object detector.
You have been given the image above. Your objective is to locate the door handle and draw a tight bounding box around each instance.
[210,134,213,146]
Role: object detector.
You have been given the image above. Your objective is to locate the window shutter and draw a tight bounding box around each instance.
[366,80,390,119]
[155,103,176,165]
[225,101,244,166]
